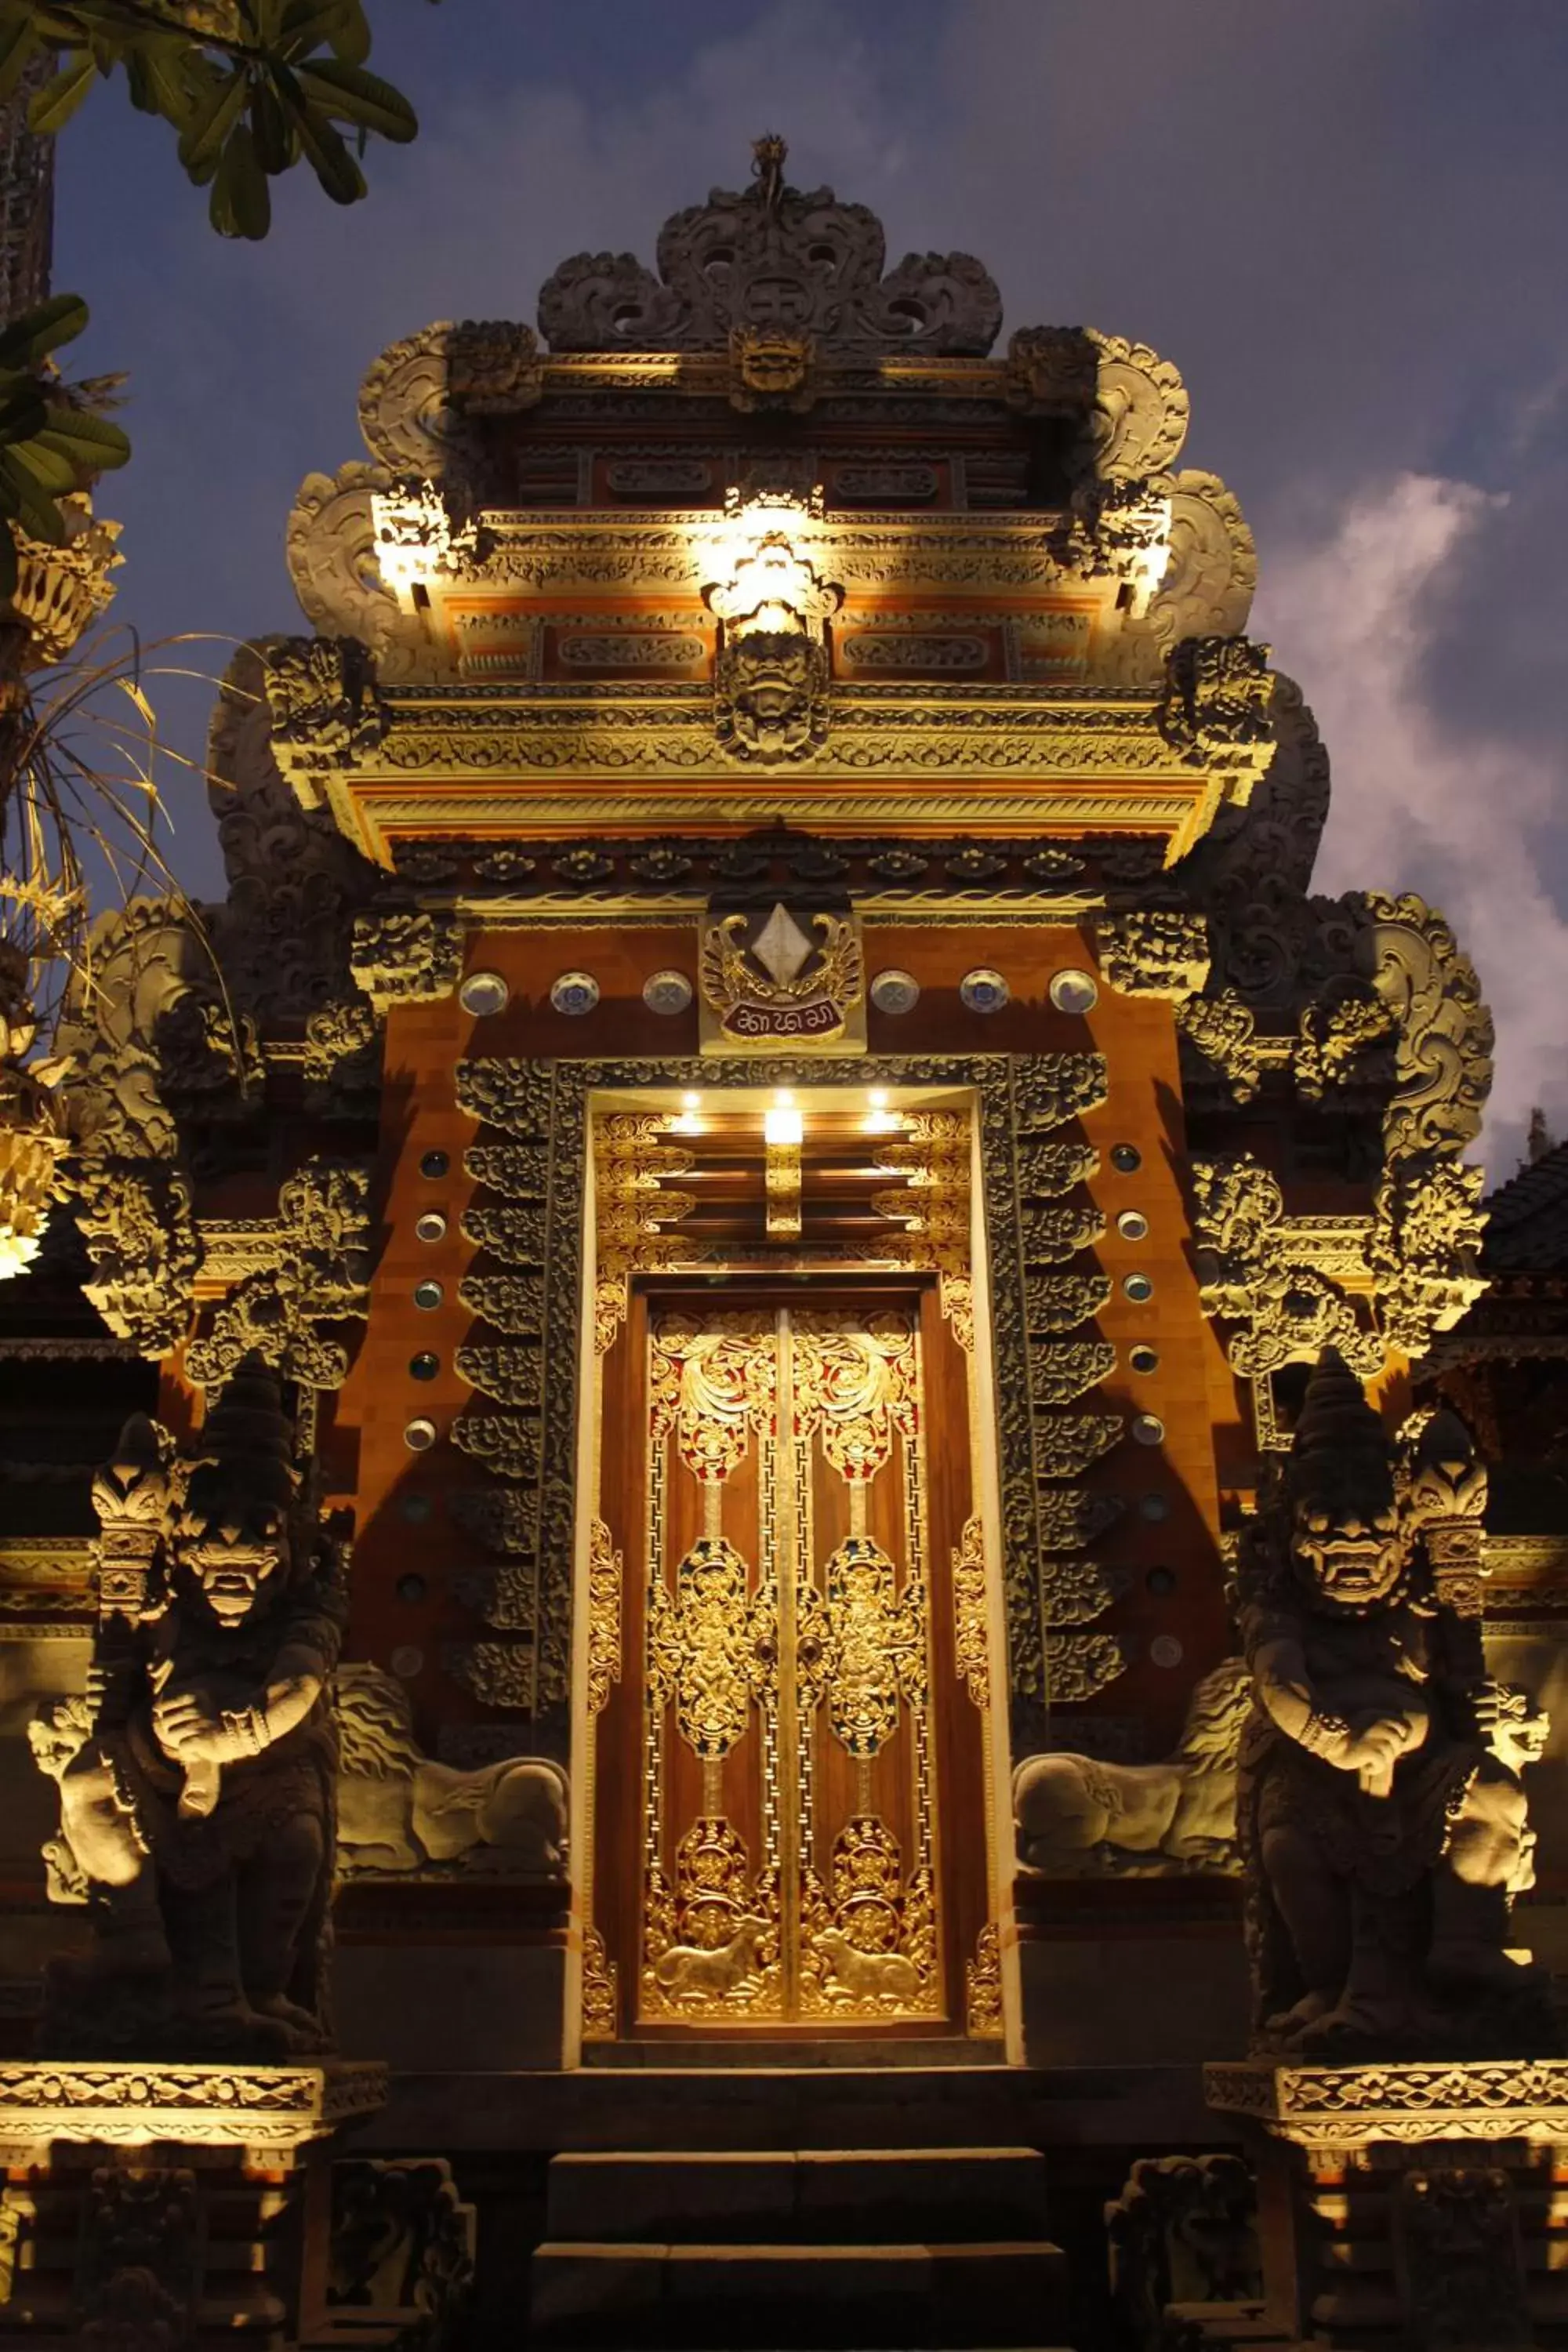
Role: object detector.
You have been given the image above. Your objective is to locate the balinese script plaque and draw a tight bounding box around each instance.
[697,902,867,1055]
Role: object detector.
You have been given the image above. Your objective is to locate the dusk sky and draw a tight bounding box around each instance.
[58,1,1568,1171]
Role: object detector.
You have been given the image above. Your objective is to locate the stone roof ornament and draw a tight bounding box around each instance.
[537,134,1003,357]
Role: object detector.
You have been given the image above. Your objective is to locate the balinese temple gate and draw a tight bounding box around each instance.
[1,140,1560,2351]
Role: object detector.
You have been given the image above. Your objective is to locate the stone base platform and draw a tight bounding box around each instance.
[1200,2058,1568,2350]
[361,2058,1225,2156]
[0,2056,387,2170]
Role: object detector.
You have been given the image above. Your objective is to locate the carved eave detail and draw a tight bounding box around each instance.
[267,685,1267,873]
[1185,880,1494,1400]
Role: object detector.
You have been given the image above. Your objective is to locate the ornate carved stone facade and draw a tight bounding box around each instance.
[0,137,1539,2343]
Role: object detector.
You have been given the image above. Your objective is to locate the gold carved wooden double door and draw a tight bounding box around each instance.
[590,1282,996,2038]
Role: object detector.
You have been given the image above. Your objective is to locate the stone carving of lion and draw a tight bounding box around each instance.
[1013,1657,1252,1875]
[335,1662,568,1879]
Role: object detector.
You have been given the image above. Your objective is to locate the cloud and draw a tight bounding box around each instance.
[1254,472,1568,1174]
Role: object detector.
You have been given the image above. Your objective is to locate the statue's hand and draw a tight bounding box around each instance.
[152,1686,259,1766]
[1337,1711,1417,1797]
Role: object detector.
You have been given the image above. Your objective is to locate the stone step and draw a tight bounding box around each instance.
[546,2145,1052,2245]
[530,2237,1070,2350]
[585,2034,1004,2069]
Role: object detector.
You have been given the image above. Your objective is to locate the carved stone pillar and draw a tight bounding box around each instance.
[0,2060,386,2349]
[1204,2060,1568,2350]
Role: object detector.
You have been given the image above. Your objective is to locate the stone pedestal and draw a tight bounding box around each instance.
[1204,2059,1568,2350]
[0,2060,387,2349]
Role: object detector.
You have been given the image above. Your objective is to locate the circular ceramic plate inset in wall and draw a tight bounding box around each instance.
[1049,969,1099,1015]
[1150,1635,1185,1670]
[870,968,920,1016]
[1116,1209,1150,1240]
[1132,1412,1165,1446]
[459,969,510,1017]
[402,1417,437,1452]
[960,968,1010,1014]
[1123,1271,1154,1302]
[550,970,600,1016]
[414,1211,447,1244]
[390,1645,425,1679]
[643,969,693,1015]
[1109,1142,1142,1173]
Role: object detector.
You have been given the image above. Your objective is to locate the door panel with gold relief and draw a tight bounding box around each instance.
[589,1279,993,2038]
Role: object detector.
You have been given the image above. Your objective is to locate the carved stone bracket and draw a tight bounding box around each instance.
[1029,1338,1117,1403]
[1040,1557,1130,1628]
[358,317,542,479]
[1037,1489,1126,1553]
[1025,1271,1113,1334]
[443,1637,536,1715]
[1159,635,1275,775]
[1094,906,1211,1001]
[264,636,388,791]
[1045,1629,1131,1705]
[1192,1153,1381,1381]
[284,465,430,680]
[1177,985,1263,1101]
[1370,1157,1487,1359]
[185,1159,371,1392]
[349,906,461,1011]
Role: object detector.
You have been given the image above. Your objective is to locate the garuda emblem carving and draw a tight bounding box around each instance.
[698,901,866,1055]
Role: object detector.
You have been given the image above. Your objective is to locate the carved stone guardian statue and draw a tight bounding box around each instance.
[1234,1348,1554,2059]
[35,1356,349,2057]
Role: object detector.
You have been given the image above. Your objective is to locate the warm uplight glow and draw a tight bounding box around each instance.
[370,481,465,605]
[1120,492,1174,616]
[682,1091,701,1109]
[702,489,842,638]
[764,1105,804,1147]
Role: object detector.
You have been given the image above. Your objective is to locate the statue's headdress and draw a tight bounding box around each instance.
[1286,1348,1396,1518]
[186,1355,300,1519]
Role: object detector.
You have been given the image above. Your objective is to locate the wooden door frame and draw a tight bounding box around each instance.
[568,1081,1020,2057]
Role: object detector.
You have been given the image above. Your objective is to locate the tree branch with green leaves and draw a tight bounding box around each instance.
[2,1,424,239]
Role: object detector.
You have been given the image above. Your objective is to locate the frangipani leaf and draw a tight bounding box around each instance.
[210,118,270,239]
[177,62,247,183]
[0,296,91,372]
[293,57,415,140]
[28,49,98,135]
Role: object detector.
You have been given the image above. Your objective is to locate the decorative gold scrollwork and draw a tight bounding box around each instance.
[581,1926,618,2042]
[641,1817,782,2020]
[650,1310,776,1485]
[800,1816,939,2019]
[647,1535,776,1760]
[816,1536,926,1758]
[965,1920,1004,2038]
[952,1514,989,1709]
[593,1115,703,1352]
[790,1311,917,1486]
[585,1516,622,1715]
